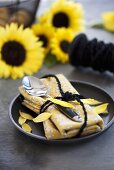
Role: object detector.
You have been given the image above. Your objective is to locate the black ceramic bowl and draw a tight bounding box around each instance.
[9,81,114,144]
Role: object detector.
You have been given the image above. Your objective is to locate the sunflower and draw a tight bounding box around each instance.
[39,0,84,32]
[51,28,74,63]
[0,23,44,79]
[32,23,54,54]
[102,11,114,32]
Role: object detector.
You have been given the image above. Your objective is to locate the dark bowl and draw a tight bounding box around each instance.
[9,81,114,144]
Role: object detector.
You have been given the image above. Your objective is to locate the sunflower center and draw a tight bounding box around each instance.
[52,12,69,28]
[1,41,26,66]
[60,40,70,53]
[38,34,48,47]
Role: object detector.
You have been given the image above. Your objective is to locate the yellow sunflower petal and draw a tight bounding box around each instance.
[22,123,32,133]
[81,98,102,105]
[38,11,50,24]
[33,112,52,123]
[0,60,11,78]
[19,111,33,120]
[18,116,26,125]
[48,98,74,108]
[93,103,109,114]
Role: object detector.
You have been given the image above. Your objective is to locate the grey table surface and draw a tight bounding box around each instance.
[0,0,114,170]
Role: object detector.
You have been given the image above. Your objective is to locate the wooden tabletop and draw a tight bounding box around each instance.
[0,0,114,170]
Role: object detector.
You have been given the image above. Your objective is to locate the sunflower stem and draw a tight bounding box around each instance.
[44,53,58,68]
[90,23,104,29]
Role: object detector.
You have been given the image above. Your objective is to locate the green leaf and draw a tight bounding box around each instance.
[44,53,58,68]
[91,23,104,29]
